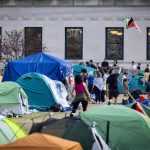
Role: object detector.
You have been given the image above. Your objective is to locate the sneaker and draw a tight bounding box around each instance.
[91,100,96,104]
[70,113,74,117]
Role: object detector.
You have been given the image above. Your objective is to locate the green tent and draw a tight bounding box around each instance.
[80,105,150,150]
[63,105,150,150]
[0,115,27,144]
[0,82,28,114]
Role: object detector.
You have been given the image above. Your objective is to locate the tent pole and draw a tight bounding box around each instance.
[106,121,110,145]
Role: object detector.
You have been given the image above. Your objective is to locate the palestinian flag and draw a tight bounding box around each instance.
[131,102,148,116]
[124,17,141,32]
[128,18,137,28]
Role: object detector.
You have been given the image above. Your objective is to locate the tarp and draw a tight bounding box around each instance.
[0,133,83,150]
[0,82,28,114]
[80,105,150,150]
[2,52,72,82]
[0,115,27,144]
[72,64,95,76]
[17,72,69,110]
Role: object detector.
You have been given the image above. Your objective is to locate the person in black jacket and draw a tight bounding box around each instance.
[106,67,121,105]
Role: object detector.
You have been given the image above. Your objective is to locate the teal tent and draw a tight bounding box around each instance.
[64,105,150,150]
[129,74,146,92]
[16,72,69,110]
[72,64,95,76]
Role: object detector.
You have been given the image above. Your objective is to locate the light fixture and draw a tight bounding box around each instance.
[116,32,123,36]
[110,30,122,35]
[110,30,118,34]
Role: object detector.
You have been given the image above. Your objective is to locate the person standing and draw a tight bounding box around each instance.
[92,71,103,104]
[137,63,141,71]
[95,62,101,71]
[80,68,88,86]
[87,71,94,94]
[130,61,136,70]
[106,67,122,105]
[113,60,118,67]
[144,68,150,87]
[101,68,109,102]
[126,69,132,81]
[122,72,129,96]
[130,61,136,77]
[89,60,96,69]
[145,64,150,72]
[101,58,109,70]
[70,75,90,117]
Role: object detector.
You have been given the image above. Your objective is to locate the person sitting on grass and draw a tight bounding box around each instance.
[70,75,90,117]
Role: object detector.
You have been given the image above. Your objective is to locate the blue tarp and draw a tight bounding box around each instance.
[2,52,72,81]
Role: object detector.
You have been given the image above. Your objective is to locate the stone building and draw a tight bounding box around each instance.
[0,0,150,67]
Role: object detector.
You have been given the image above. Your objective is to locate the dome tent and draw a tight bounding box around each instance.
[0,115,27,144]
[17,72,69,111]
[0,82,28,115]
[72,64,95,76]
[129,74,146,92]
[29,118,110,150]
[2,52,72,82]
[28,106,150,150]
[80,105,150,150]
[0,133,83,150]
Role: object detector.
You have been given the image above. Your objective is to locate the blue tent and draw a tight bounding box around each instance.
[2,52,72,81]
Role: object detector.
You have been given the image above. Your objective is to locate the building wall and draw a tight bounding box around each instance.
[0,5,150,66]
[1,0,150,6]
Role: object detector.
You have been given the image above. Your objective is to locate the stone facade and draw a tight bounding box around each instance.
[0,1,150,68]
[1,0,150,6]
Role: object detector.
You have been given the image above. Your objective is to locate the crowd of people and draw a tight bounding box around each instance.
[69,59,150,116]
